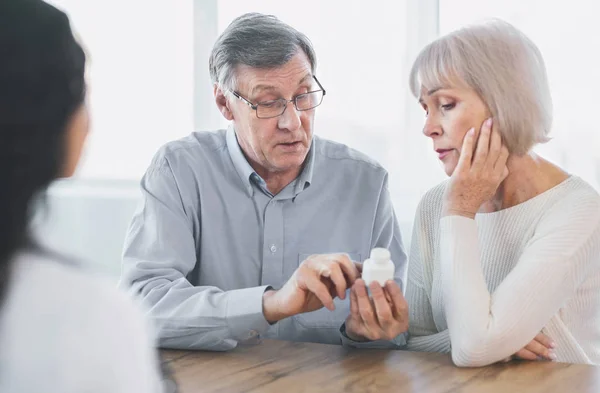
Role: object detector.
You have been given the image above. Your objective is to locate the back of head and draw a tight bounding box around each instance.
[209,12,317,92]
[409,19,552,155]
[0,0,86,301]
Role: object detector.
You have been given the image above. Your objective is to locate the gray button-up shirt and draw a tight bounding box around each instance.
[120,127,407,351]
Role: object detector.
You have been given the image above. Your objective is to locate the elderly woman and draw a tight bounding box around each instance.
[405,19,600,366]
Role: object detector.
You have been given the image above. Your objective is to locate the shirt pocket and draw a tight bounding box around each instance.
[293,252,361,329]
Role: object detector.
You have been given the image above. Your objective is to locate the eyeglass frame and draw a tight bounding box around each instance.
[229,75,326,119]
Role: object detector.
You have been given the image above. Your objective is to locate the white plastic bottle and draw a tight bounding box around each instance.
[362,248,395,286]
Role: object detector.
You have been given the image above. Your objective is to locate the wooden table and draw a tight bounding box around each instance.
[160,339,600,393]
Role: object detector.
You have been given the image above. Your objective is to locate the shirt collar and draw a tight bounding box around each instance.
[226,125,256,196]
[294,136,315,195]
[226,124,316,198]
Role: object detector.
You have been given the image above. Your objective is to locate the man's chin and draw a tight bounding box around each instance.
[271,156,307,173]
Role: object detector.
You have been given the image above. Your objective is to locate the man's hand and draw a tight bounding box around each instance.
[262,253,360,323]
[344,279,408,342]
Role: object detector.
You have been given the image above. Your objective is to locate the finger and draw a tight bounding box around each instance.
[304,273,335,310]
[350,284,360,317]
[333,254,360,285]
[354,262,363,274]
[495,146,510,177]
[369,282,393,329]
[384,289,392,304]
[472,118,493,170]
[311,260,331,278]
[514,348,539,361]
[456,128,476,172]
[350,287,370,340]
[385,280,409,319]
[324,279,338,298]
[326,263,348,300]
[354,280,380,331]
[524,335,557,361]
[533,333,557,350]
[488,123,502,166]
[525,339,553,359]
[348,287,370,339]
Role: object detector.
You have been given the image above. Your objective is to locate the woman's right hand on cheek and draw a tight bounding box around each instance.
[442,117,510,219]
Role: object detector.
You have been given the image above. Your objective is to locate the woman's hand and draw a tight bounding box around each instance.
[344,279,408,342]
[501,333,557,362]
[442,118,509,219]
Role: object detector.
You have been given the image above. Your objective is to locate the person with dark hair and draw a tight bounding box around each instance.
[0,1,163,391]
[120,12,409,352]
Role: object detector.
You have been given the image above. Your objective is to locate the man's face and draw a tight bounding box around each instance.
[225,52,318,177]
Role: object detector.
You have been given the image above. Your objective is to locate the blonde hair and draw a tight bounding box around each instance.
[409,19,552,155]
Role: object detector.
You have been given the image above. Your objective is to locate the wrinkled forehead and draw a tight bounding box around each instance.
[236,53,314,95]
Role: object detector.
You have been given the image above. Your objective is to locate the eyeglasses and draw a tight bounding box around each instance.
[231,76,326,119]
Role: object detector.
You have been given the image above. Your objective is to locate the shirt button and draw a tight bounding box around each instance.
[270,244,277,253]
[248,330,258,338]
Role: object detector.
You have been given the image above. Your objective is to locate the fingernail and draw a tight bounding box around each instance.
[485,118,493,127]
[468,127,475,135]
[550,341,557,349]
[549,352,557,361]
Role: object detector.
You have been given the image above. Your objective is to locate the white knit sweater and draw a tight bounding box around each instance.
[406,176,600,366]
[0,252,164,392]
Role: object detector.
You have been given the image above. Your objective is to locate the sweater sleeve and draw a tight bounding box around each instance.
[441,192,600,367]
[406,196,452,353]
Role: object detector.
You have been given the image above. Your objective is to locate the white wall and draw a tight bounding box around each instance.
[33,180,141,280]
[46,0,195,180]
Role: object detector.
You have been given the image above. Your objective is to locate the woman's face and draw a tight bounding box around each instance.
[61,102,90,178]
[419,84,491,176]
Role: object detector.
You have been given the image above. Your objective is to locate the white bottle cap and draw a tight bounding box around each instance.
[369,247,391,262]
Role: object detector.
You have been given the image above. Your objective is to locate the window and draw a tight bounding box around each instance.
[46,0,195,180]
[440,0,600,191]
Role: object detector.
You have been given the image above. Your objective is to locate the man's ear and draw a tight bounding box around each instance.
[214,84,234,121]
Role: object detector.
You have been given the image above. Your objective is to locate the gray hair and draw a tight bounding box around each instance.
[409,19,552,155]
[209,13,317,95]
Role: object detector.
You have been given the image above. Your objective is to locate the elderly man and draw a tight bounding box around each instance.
[120,13,408,351]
